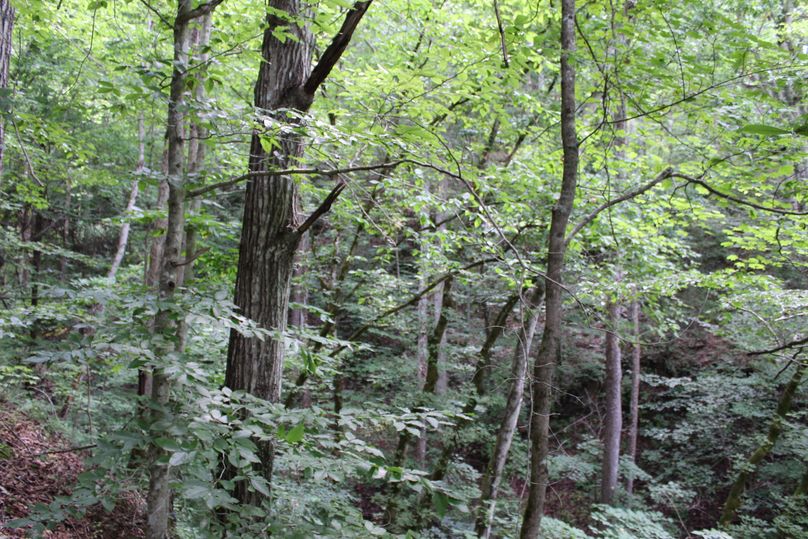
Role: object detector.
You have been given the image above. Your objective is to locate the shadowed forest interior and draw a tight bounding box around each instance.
[0,0,806,537]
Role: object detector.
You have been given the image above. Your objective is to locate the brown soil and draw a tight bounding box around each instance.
[0,404,144,538]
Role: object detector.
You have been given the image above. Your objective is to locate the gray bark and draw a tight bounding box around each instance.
[626,298,641,495]
[520,0,579,535]
[475,284,544,538]
[108,113,145,280]
[145,1,197,536]
[600,300,622,504]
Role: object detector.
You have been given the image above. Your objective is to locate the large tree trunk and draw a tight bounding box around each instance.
[224,0,372,506]
[719,363,807,527]
[520,0,579,535]
[224,0,313,505]
[626,297,641,495]
[600,300,622,504]
[0,0,13,177]
[475,284,544,538]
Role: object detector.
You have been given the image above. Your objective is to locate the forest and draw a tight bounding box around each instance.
[0,0,806,537]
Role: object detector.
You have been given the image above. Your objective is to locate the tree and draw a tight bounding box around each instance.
[520,0,579,535]
[224,0,372,504]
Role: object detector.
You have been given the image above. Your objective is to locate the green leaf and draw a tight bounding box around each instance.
[285,423,305,444]
[433,491,450,516]
[153,437,182,451]
[738,124,790,136]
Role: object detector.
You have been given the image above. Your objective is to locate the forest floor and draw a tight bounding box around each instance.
[0,403,144,538]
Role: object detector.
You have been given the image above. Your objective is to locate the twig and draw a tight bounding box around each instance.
[493,0,509,67]
[10,116,44,187]
[31,444,97,457]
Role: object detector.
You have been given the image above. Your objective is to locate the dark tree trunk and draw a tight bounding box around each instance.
[224,0,372,506]
[0,0,13,176]
[520,0,578,535]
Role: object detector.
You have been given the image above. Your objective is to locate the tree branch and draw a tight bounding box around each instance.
[295,180,348,235]
[186,159,406,198]
[177,0,225,24]
[303,1,373,96]
[565,167,673,245]
[749,336,808,356]
[672,173,807,216]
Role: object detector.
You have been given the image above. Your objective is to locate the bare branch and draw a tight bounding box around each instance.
[303,1,373,96]
[295,180,348,236]
[749,336,808,356]
[565,167,673,245]
[672,173,808,216]
[186,160,406,198]
[493,0,509,67]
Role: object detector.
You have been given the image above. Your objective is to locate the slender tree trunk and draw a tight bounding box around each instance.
[520,0,579,535]
[600,300,622,504]
[427,292,519,484]
[719,363,807,527]
[626,297,641,495]
[475,284,544,538]
[0,0,13,177]
[415,271,429,462]
[387,278,453,524]
[108,113,145,280]
[145,1,196,535]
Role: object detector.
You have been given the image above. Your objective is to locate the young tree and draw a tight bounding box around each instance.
[521,0,579,535]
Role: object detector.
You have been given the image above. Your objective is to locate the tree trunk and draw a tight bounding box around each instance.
[600,300,622,504]
[719,363,807,527]
[520,0,578,535]
[475,284,544,538]
[108,113,145,280]
[224,0,372,505]
[145,1,196,535]
[626,297,641,495]
[0,0,13,177]
[415,271,429,462]
[224,0,312,506]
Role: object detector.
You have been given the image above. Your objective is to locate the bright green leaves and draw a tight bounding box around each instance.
[739,124,792,136]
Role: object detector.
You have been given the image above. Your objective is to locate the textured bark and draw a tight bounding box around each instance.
[600,300,622,504]
[224,1,313,505]
[719,364,806,527]
[520,0,578,535]
[626,298,641,495]
[475,284,544,538]
[0,0,13,176]
[108,113,145,280]
[225,0,372,506]
[145,1,195,536]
